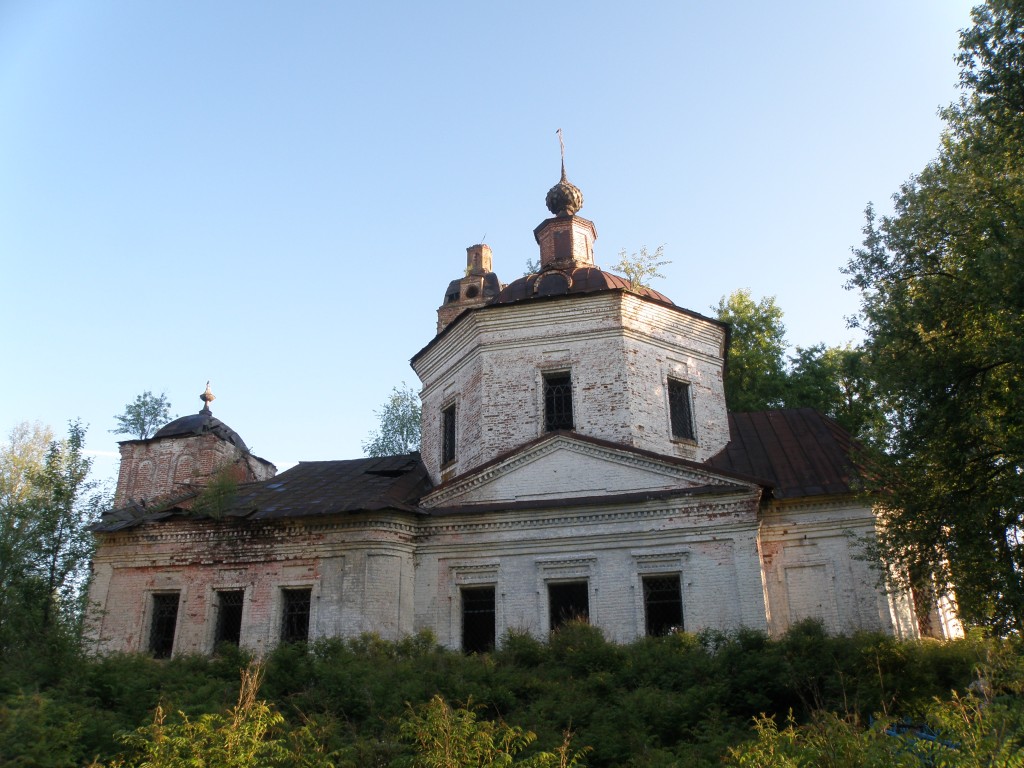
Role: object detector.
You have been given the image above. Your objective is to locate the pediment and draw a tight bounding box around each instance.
[420,434,759,509]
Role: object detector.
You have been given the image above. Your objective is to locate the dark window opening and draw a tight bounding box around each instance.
[150,593,180,659]
[461,586,496,654]
[442,404,457,465]
[668,379,695,440]
[544,373,574,431]
[215,590,244,647]
[548,581,589,631]
[643,575,683,636]
[281,588,312,644]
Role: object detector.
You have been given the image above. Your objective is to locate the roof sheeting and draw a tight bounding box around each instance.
[707,409,859,499]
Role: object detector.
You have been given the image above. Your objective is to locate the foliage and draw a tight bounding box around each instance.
[0,421,106,681]
[612,245,670,290]
[524,257,540,276]
[97,663,334,768]
[111,391,173,440]
[363,383,422,457]
[843,0,1024,633]
[714,289,788,412]
[190,467,239,519]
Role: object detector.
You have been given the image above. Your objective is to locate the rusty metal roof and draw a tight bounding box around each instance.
[93,453,431,532]
[706,409,859,499]
[495,266,673,305]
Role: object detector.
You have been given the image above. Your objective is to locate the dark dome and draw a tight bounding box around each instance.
[495,266,674,306]
[152,407,248,450]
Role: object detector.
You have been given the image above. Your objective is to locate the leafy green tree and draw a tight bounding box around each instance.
[714,290,788,412]
[612,245,670,290]
[844,0,1024,633]
[783,344,884,441]
[111,390,173,439]
[363,383,422,457]
[0,421,106,669]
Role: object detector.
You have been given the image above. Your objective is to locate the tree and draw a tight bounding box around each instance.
[714,289,788,412]
[111,391,173,439]
[612,245,670,290]
[0,421,106,668]
[783,344,885,442]
[362,383,421,457]
[843,0,1024,632]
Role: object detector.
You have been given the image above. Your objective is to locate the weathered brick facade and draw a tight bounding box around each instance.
[85,173,961,658]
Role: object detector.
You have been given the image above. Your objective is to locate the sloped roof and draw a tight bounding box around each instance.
[92,453,431,532]
[706,409,859,499]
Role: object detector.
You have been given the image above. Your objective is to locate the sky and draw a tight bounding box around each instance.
[0,0,977,487]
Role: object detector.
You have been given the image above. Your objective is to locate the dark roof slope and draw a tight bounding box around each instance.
[93,453,431,532]
[148,407,248,450]
[495,266,673,305]
[706,409,859,499]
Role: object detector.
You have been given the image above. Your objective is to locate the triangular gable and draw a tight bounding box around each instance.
[420,433,759,509]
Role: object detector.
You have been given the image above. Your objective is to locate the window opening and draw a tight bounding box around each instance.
[643,575,683,636]
[442,404,457,465]
[281,588,312,644]
[215,590,244,647]
[668,379,695,440]
[150,593,180,659]
[461,586,496,654]
[548,581,589,630]
[543,372,574,431]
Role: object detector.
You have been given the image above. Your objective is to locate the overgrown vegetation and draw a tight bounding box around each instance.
[1,623,1020,767]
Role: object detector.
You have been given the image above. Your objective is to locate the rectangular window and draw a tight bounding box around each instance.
[461,586,496,654]
[548,581,589,630]
[668,379,695,440]
[215,590,244,647]
[281,588,312,644]
[442,404,457,465]
[543,372,574,431]
[642,575,683,636]
[149,593,180,659]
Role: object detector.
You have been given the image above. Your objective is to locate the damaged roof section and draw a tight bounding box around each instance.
[92,453,431,532]
[707,409,859,499]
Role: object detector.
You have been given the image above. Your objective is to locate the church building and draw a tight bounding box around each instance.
[85,167,961,658]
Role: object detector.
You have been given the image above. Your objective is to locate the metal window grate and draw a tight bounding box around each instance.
[643,575,683,636]
[150,593,180,659]
[215,590,244,647]
[461,586,496,654]
[548,581,589,630]
[442,404,456,464]
[281,588,311,644]
[544,373,574,431]
[668,379,694,440]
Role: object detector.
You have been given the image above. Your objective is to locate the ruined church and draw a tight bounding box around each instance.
[85,168,961,658]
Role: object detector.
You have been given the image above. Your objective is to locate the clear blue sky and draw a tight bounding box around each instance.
[0,1,975,486]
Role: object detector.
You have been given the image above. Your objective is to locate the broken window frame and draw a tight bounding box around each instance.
[280,587,312,644]
[543,371,574,432]
[642,574,684,636]
[547,580,589,631]
[149,592,180,659]
[460,585,496,654]
[214,589,245,648]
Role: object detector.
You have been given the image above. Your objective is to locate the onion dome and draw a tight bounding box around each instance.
[545,168,584,216]
[151,383,248,450]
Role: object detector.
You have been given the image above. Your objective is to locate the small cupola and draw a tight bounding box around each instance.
[436,243,504,333]
[533,132,597,272]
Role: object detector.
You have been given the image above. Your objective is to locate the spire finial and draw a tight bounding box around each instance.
[557,127,566,181]
[200,381,216,413]
[545,129,583,216]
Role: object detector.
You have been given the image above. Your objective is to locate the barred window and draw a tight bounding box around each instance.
[281,588,312,644]
[668,379,695,440]
[442,404,456,465]
[215,590,244,647]
[643,575,683,636]
[150,593,180,659]
[543,372,574,431]
[548,581,589,630]
[461,586,496,654]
